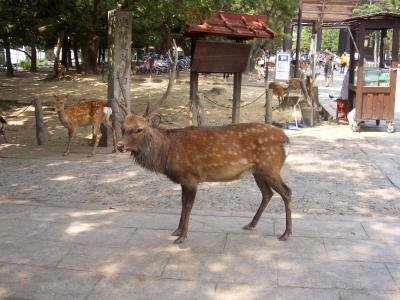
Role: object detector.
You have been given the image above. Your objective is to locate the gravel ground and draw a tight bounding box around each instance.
[1,124,399,218]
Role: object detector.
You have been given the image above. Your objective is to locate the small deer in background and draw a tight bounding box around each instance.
[57,64,66,79]
[268,82,288,108]
[117,106,292,244]
[0,117,8,143]
[53,95,116,156]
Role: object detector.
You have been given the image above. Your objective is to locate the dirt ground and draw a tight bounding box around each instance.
[0,69,295,153]
[2,69,400,218]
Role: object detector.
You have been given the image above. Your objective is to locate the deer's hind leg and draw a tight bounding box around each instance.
[243,173,273,230]
[266,174,292,241]
[89,124,102,157]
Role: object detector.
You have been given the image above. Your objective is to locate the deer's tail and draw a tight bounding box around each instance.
[103,107,113,127]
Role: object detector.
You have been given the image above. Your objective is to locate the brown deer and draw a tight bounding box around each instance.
[57,64,66,79]
[117,108,292,244]
[268,82,288,108]
[53,95,116,156]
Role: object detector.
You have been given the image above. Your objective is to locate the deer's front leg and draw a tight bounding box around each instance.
[64,128,75,156]
[174,184,197,244]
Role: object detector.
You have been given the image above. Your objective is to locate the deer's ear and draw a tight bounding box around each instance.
[148,115,161,128]
[143,102,150,118]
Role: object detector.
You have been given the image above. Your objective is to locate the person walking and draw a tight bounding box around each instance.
[324,47,334,87]
[340,52,347,74]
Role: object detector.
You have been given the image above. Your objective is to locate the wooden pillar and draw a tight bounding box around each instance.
[106,9,132,144]
[232,72,242,123]
[348,28,356,109]
[389,22,399,119]
[379,29,387,68]
[34,98,46,145]
[265,89,272,124]
[355,23,365,121]
[189,71,199,125]
[316,27,322,53]
[338,29,350,55]
[311,21,320,84]
[294,0,303,78]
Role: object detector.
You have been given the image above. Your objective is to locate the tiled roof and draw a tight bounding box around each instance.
[187,11,276,39]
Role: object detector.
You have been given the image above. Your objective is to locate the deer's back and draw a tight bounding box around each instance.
[65,100,105,127]
[164,123,289,183]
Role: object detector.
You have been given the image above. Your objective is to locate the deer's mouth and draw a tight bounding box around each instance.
[117,144,138,153]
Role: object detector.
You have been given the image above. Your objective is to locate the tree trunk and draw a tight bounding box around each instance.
[4,38,14,77]
[61,35,68,69]
[72,38,81,73]
[81,35,99,73]
[53,31,64,78]
[30,39,37,72]
[159,23,171,54]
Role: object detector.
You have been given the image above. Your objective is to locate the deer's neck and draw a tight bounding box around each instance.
[133,128,170,174]
[57,109,69,127]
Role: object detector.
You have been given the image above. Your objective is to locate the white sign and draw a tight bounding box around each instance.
[275,52,291,81]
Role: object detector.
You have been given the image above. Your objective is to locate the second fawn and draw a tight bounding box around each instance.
[53,95,117,156]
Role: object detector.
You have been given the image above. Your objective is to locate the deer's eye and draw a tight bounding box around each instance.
[135,128,144,134]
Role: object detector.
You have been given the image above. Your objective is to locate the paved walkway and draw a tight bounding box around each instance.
[0,202,399,300]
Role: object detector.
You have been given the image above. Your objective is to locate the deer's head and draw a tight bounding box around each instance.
[52,94,68,112]
[117,103,161,153]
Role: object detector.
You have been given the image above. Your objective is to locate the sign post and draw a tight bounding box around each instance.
[275,52,291,81]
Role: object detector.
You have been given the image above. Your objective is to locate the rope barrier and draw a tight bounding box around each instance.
[203,91,266,109]
[3,99,35,119]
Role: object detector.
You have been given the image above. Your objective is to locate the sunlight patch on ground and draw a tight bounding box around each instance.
[50,175,77,181]
[65,222,98,235]
[68,210,116,218]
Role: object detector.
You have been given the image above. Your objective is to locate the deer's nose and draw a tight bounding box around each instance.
[117,142,126,152]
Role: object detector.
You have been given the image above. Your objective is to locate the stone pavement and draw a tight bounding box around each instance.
[0,201,399,300]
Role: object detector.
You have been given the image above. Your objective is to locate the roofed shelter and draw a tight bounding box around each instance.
[292,0,362,77]
[344,12,400,132]
[187,11,276,124]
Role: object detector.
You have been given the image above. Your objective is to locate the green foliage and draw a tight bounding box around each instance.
[18,59,32,70]
[0,0,299,58]
[321,29,340,53]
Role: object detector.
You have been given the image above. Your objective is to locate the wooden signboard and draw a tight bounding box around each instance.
[191,41,251,73]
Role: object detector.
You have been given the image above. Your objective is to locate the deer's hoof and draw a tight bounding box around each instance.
[242,224,255,231]
[112,149,117,153]
[278,231,291,241]
[88,153,95,157]
[174,237,186,245]
[173,235,186,244]
[62,152,69,156]
[171,229,181,236]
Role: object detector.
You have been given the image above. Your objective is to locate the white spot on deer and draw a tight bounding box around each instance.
[239,158,248,164]
[264,137,269,142]
[257,138,264,144]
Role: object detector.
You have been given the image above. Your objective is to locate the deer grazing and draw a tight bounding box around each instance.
[268,82,288,108]
[52,95,116,156]
[117,107,292,244]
